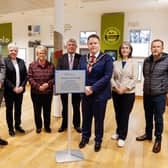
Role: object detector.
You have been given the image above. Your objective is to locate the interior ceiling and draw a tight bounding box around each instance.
[0,0,167,15]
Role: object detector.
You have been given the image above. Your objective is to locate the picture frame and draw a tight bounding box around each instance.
[129,29,151,57]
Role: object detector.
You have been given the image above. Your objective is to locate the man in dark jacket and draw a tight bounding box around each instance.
[136,39,168,153]
[57,38,81,133]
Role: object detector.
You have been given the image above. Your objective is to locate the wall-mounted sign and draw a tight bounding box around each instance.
[101,13,124,58]
[0,22,12,56]
[64,24,72,32]
[103,26,120,45]
[0,23,12,45]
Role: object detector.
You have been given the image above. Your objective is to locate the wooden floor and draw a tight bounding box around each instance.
[0,88,168,168]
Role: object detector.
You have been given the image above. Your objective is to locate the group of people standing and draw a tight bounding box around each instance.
[0,35,168,154]
[112,39,168,154]
[0,43,27,145]
[0,43,55,145]
[111,39,168,154]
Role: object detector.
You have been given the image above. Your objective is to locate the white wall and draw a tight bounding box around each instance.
[0,8,54,64]
[64,8,101,50]
[124,10,168,95]
[0,8,168,95]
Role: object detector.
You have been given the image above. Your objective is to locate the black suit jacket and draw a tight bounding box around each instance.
[57,53,81,70]
[4,56,27,94]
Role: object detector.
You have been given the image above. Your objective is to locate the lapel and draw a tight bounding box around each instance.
[118,59,131,72]
[7,57,15,71]
[73,54,76,69]
[64,53,69,69]
[96,52,103,60]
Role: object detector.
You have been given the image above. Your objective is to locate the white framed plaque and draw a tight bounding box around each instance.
[54,70,85,94]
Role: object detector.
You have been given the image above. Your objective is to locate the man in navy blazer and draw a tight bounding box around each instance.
[57,38,81,133]
[78,34,113,152]
[4,43,27,136]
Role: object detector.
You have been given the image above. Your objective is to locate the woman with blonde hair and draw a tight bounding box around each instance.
[28,45,55,133]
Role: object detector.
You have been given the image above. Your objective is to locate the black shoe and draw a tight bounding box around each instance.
[136,134,152,141]
[9,130,15,136]
[58,127,67,133]
[79,139,89,148]
[94,142,101,152]
[45,127,51,133]
[0,138,8,145]
[75,127,82,133]
[36,128,41,134]
[15,126,25,133]
[152,141,161,153]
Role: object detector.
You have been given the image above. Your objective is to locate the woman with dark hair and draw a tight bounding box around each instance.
[111,41,137,147]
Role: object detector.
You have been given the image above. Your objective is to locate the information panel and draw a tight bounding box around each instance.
[54,70,85,94]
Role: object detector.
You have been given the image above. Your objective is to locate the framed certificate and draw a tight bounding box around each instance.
[54,70,86,94]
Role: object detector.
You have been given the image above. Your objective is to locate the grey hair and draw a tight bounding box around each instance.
[7,43,18,50]
[66,38,77,46]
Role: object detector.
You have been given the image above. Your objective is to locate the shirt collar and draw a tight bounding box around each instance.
[68,53,75,57]
[90,51,100,58]
[37,60,47,68]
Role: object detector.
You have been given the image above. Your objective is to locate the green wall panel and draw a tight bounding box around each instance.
[101,13,124,58]
[0,22,12,56]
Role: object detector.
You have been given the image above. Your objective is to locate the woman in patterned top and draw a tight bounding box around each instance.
[28,45,55,134]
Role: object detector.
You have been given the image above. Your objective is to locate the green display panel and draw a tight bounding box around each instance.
[0,22,12,56]
[101,13,124,59]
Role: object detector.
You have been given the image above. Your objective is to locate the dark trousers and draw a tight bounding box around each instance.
[81,95,107,143]
[144,94,166,142]
[60,93,81,129]
[31,93,53,129]
[4,92,23,131]
[0,89,4,106]
[112,91,135,140]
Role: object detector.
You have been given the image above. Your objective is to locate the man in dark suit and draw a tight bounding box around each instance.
[4,43,27,136]
[57,38,81,133]
[78,34,113,152]
[0,55,8,145]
